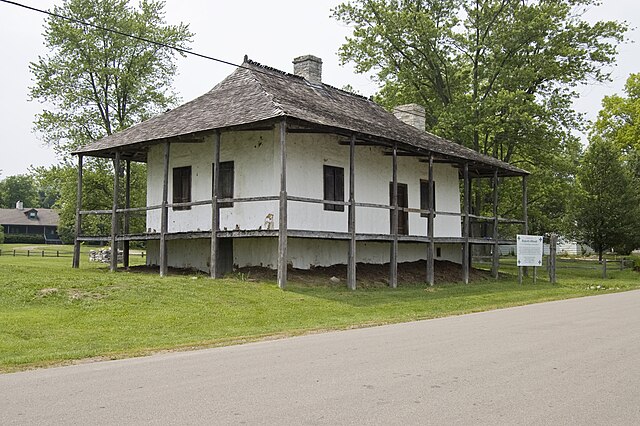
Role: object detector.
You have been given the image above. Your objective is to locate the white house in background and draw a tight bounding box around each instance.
[73,55,528,288]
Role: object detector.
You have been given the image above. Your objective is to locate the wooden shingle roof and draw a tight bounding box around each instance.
[75,58,527,176]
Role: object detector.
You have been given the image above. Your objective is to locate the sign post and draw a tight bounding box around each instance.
[517,235,543,284]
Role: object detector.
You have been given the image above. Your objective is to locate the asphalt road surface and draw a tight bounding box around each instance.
[2,290,640,425]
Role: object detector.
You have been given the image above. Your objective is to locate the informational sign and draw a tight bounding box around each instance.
[517,234,543,267]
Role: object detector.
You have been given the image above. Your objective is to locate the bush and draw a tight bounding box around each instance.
[0,225,4,244]
[3,234,45,244]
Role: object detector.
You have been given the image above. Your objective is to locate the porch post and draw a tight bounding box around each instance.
[522,174,529,277]
[462,163,470,284]
[347,134,357,290]
[123,159,131,269]
[390,143,398,289]
[110,151,121,272]
[159,141,170,277]
[277,118,288,289]
[491,169,499,279]
[426,153,435,285]
[72,155,83,268]
[210,130,221,278]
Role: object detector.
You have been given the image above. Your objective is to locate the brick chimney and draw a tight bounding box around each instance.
[293,55,322,83]
[393,104,426,132]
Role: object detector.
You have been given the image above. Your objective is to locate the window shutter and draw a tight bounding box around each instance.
[420,180,428,217]
[334,167,344,212]
[323,165,334,211]
[217,161,234,208]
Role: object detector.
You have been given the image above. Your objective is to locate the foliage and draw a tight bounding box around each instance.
[3,234,46,244]
[1,248,639,372]
[572,138,638,260]
[0,225,4,244]
[29,0,193,156]
[594,73,640,158]
[332,0,626,234]
[0,175,39,209]
[589,73,640,253]
[33,160,147,243]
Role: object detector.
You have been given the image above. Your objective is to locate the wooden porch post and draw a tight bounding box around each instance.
[159,142,170,277]
[427,153,435,286]
[522,174,529,277]
[210,130,221,279]
[462,163,470,284]
[277,118,288,289]
[390,143,398,289]
[491,169,499,279]
[123,159,131,269]
[72,155,83,268]
[110,151,121,272]
[347,134,357,290]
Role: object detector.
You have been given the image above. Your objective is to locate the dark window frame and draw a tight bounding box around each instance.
[172,166,192,211]
[389,182,409,235]
[323,165,345,212]
[420,179,436,218]
[213,161,235,208]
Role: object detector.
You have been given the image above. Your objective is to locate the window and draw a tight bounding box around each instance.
[213,161,234,208]
[436,247,442,258]
[420,179,436,217]
[389,182,409,235]
[323,165,344,212]
[172,166,192,210]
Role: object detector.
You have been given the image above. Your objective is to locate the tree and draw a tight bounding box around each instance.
[0,175,39,209]
[30,0,193,156]
[590,73,640,253]
[32,163,147,243]
[594,73,640,158]
[29,0,191,242]
[573,138,638,260]
[332,0,626,234]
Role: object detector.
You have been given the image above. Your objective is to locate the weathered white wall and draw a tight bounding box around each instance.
[146,129,279,233]
[146,237,462,272]
[145,125,463,270]
[286,133,461,237]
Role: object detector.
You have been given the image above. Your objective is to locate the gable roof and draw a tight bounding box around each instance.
[75,57,527,177]
[0,208,59,227]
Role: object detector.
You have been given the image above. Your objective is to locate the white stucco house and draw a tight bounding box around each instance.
[73,55,528,288]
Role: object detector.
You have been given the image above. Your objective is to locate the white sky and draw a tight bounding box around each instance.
[0,0,638,177]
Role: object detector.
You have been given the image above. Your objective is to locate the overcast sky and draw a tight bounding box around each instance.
[0,0,638,177]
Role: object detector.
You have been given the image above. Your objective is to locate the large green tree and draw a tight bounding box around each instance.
[0,175,39,209]
[573,138,638,259]
[333,0,625,234]
[30,0,192,155]
[29,0,191,240]
[589,73,640,253]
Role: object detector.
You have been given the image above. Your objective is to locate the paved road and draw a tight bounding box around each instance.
[2,291,640,425]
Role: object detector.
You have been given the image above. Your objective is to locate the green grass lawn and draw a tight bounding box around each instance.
[1,244,638,372]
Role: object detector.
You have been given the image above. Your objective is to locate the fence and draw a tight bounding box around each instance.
[473,254,634,281]
[0,249,73,258]
[0,248,146,259]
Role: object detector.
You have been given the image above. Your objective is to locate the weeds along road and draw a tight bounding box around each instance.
[2,290,640,425]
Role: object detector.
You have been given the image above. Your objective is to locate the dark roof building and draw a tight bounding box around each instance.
[0,202,60,243]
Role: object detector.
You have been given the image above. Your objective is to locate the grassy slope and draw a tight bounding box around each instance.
[1,244,638,372]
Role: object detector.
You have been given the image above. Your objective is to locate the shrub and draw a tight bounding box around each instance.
[0,225,4,244]
[3,234,45,244]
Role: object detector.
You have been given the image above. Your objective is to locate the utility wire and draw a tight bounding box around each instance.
[2,0,428,115]
[1,0,252,72]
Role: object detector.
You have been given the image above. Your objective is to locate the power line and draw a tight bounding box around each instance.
[0,0,248,71]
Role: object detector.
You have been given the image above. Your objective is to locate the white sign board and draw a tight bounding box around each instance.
[517,235,543,267]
